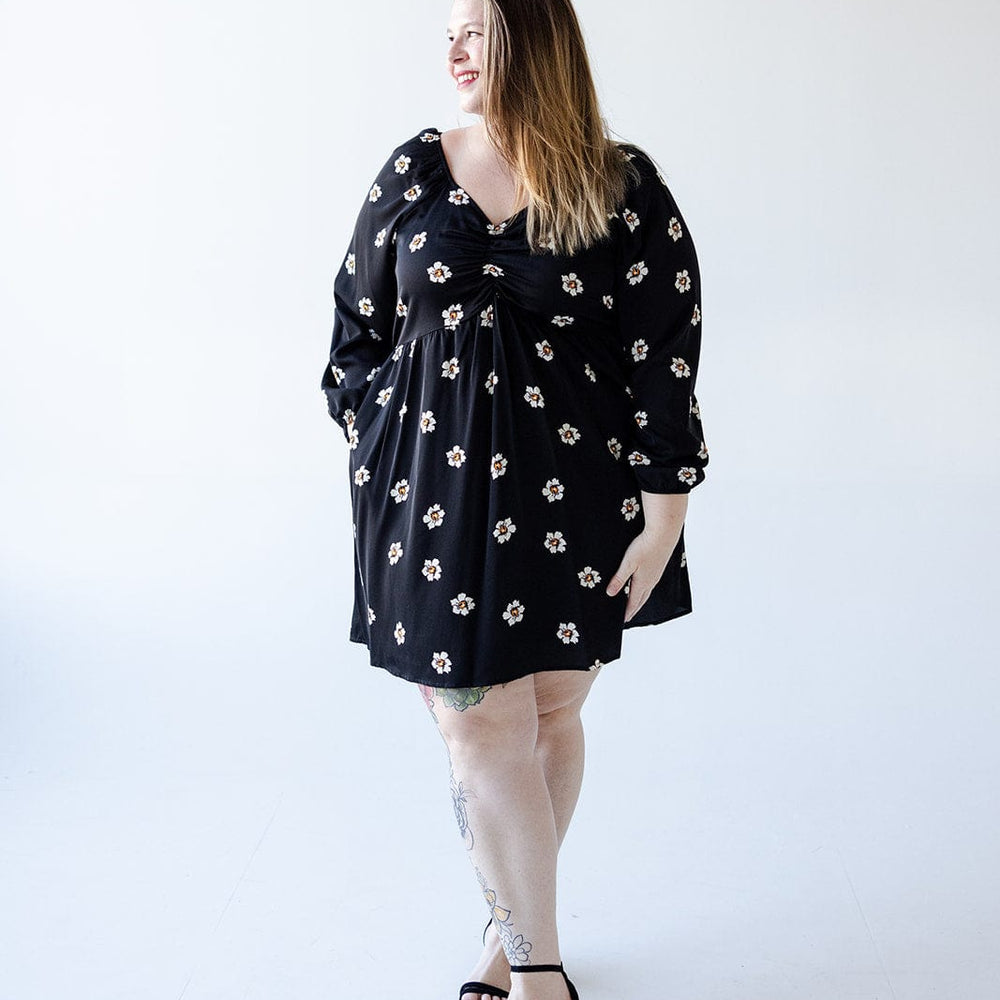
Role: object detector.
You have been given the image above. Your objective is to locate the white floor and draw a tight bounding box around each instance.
[2,478,998,1000]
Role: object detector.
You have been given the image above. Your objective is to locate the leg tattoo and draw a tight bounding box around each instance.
[474,863,533,965]
[436,686,493,712]
[449,759,476,850]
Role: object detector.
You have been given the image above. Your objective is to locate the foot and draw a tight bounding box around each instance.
[460,921,511,1000]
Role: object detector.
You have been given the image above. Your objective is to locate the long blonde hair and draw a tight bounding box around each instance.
[479,0,641,256]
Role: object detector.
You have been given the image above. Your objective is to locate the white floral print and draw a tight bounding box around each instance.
[409,232,427,252]
[625,260,647,285]
[442,304,464,329]
[490,453,508,479]
[561,273,584,295]
[493,517,516,543]
[427,260,452,283]
[441,356,461,379]
[503,600,525,626]
[420,410,436,433]
[390,478,410,503]
[578,566,602,588]
[551,315,574,327]
[394,621,406,644]
[446,445,467,467]
[354,465,371,486]
[543,531,567,554]
[422,558,443,581]
[670,357,691,378]
[431,650,452,674]
[388,540,404,564]
[423,503,446,529]
[451,593,476,615]
[542,478,565,502]
[556,423,581,445]
[524,385,545,408]
[556,622,580,644]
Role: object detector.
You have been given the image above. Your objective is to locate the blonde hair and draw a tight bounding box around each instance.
[478,0,641,256]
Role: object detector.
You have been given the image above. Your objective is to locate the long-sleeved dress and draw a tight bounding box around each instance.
[320,125,708,688]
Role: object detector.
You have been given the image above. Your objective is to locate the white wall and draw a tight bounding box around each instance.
[1,1,998,997]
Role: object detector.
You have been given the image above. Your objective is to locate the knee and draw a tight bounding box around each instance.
[536,703,583,749]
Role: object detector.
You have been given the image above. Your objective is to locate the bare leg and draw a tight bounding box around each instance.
[418,669,600,1000]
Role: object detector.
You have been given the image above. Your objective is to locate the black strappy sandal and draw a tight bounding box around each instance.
[510,962,580,1000]
[457,919,511,1000]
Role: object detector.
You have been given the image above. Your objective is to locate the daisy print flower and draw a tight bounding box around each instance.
[503,600,525,626]
[524,385,545,408]
[423,503,446,529]
[441,356,461,379]
[551,315,574,327]
[394,622,406,645]
[427,260,452,283]
[631,338,648,362]
[390,478,410,503]
[543,531,567,554]
[621,495,641,520]
[627,451,650,466]
[625,260,647,285]
[491,453,508,479]
[675,269,692,293]
[446,445,467,467]
[374,228,387,247]
[622,208,640,232]
[584,362,597,382]
[329,363,345,385]
[483,262,505,277]
[449,187,470,205]
[358,296,375,317]
[484,370,499,394]
[677,467,698,486]
[368,183,382,202]
[419,410,436,433]
[375,386,394,407]
[542,478,565,502]
[367,605,376,624]
[556,622,580,644]
[561,273,584,296]
[578,566,602,588]
[557,423,581,445]
[422,557,443,582]
[442,304,464,330]
[451,593,476,615]
[431,650,452,674]
[668,216,683,241]
[394,154,411,173]
[670,357,691,378]
[396,298,408,317]
[345,252,356,275]
[494,517,517,543]
[388,540,404,564]
[480,304,494,327]
[607,437,623,459]
[487,220,508,236]
[634,410,648,427]
[402,184,422,201]
[354,465,371,486]
[536,340,555,361]
[409,232,427,252]
[602,294,613,308]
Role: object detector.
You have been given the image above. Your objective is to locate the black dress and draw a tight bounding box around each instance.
[320,125,708,688]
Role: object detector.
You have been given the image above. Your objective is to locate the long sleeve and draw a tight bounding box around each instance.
[320,145,411,445]
[613,147,709,493]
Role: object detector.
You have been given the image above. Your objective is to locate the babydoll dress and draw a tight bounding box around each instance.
[320,125,708,688]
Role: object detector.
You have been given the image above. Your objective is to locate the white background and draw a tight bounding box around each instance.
[1,1,998,997]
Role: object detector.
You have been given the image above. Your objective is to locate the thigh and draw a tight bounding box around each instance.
[416,675,539,747]
[533,668,601,719]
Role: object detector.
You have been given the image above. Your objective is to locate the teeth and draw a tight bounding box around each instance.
[458,72,479,83]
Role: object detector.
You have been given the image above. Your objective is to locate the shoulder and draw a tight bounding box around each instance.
[612,140,669,200]
[373,125,446,181]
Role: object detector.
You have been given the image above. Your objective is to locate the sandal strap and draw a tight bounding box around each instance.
[509,963,564,973]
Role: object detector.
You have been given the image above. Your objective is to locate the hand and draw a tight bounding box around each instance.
[605,529,679,623]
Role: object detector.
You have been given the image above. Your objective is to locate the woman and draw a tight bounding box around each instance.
[320,1,708,996]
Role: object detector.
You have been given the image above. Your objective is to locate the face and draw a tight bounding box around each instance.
[446,0,485,115]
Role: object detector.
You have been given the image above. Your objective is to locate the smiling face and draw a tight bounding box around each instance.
[446,0,485,115]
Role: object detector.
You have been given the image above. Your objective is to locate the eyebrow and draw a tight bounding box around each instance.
[446,21,483,32]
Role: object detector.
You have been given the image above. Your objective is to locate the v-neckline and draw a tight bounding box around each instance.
[433,127,528,230]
